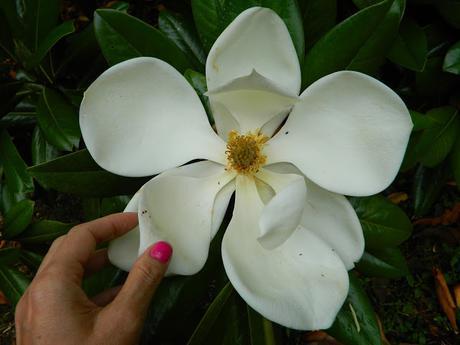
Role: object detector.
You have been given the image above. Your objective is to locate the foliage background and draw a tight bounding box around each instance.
[0,0,459,344]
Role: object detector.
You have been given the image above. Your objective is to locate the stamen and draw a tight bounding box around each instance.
[226,130,268,175]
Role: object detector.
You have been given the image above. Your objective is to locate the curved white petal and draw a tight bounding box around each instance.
[266,163,365,269]
[255,169,306,249]
[80,57,226,177]
[208,71,297,136]
[266,71,413,196]
[211,179,235,238]
[222,176,349,330]
[107,190,141,271]
[138,161,235,275]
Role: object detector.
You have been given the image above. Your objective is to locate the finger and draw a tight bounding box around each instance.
[109,241,172,317]
[85,249,109,277]
[41,213,138,281]
[91,285,122,307]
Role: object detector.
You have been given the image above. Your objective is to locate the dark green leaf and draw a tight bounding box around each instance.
[387,18,427,72]
[20,250,43,269]
[0,248,21,265]
[301,0,337,49]
[28,150,149,197]
[0,130,34,203]
[36,87,80,152]
[416,57,457,103]
[0,81,24,118]
[413,163,451,216]
[416,106,460,168]
[247,306,278,345]
[443,40,460,74]
[328,273,381,345]
[83,265,124,297]
[452,137,460,188]
[0,0,59,52]
[350,195,412,251]
[159,10,206,70]
[0,10,15,60]
[18,219,74,244]
[4,199,34,239]
[303,0,404,87]
[94,9,192,72]
[0,111,37,128]
[435,0,460,29]
[187,282,234,345]
[184,69,213,124]
[27,20,76,68]
[191,0,305,61]
[0,265,30,307]
[352,0,380,8]
[410,110,437,131]
[356,247,410,278]
[31,126,59,165]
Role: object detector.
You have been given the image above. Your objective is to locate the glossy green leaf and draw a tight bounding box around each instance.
[452,137,460,188]
[352,0,380,8]
[0,111,37,128]
[159,10,206,70]
[20,250,43,269]
[436,0,460,29]
[416,106,460,168]
[31,126,59,165]
[387,18,427,72]
[184,69,213,124]
[410,110,437,131]
[300,0,337,48]
[0,265,30,307]
[18,219,74,244]
[4,199,35,239]
[83,265,124,298]
[27,20,76,68]
[28,150,149,197]
[0,0,59,51]
[187,283,234,345]
[82,196,131,221]
[0,248,21,265]
[328,273,381,345]
[94,9,192,72]
[356,247,410,278]
[191,0,305,61]
[350,195,412,251]
[413,163,451,216]
[443,40,460,74]
[247,306,278,345]
[36,87,80,152]
[416,57,457,103]
[0,130,34,203]
[303,0,404,87]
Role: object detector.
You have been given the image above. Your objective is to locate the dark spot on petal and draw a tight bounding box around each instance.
[285,131,289,135]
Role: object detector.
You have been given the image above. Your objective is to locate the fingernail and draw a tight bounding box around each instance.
[149,241,173,263]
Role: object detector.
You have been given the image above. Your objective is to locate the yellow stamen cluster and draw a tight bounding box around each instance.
[226,130,268,175]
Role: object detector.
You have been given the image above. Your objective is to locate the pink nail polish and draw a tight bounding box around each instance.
[149,241,173,263]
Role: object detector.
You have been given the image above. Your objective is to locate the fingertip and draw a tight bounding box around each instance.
[149,241,173,264]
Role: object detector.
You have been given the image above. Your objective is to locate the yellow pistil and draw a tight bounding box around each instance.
[226,130,268,175]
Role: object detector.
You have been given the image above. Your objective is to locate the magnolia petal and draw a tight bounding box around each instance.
[266,71,413,196]
[211,179,236,239]
[255,169,306,249]
[107,190,141,271]
[222,176,349,330]
[138,161,235,275]
[266,163,365,269]
[80,57,226,177]
[208,71,297,136]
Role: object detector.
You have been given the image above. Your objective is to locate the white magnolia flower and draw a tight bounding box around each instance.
[79,7,412,330]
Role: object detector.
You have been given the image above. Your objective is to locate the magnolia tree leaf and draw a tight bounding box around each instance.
[191,0,305,61]
[413,163,451,217]
[349,195,412,251]
[0,130,34,212]
[18,219,74,244]
[28,150,149,197]
[387,18,427,71]
[300,0,337,48]
[36,87,80,152]
[94,9,192,72]
[158,10,206,70]
[3,199,35,239]
[416,57,457,103]
[247,306,280,345]
[328,273,382,345]
[31,126,59,165]
[435,0,460,29]
[26,20,76,68]
[303,0,404,87]
[20,250,44,269]
[0,248,21,266]
[416,106,460,168]
[443,40,460,74]
[0,265,30,307]
[356,247,410,278]
[83,265,125,298]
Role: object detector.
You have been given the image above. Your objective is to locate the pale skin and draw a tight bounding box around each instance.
[15,212,170,345]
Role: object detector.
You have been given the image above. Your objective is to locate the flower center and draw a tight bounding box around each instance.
[226,130,268,175]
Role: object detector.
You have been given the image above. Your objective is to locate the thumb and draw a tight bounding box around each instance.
[111,241,172,317]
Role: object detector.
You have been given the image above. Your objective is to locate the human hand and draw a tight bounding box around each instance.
[15,212,172,345]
